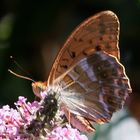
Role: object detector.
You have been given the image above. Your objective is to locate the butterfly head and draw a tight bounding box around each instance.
[32,81,48,99]
[32,81,62,100]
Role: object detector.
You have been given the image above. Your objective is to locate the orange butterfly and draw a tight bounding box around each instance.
[32,11,132,132]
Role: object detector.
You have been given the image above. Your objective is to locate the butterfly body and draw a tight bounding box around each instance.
[32,11,132,132]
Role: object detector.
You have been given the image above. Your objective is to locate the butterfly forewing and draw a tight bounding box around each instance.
[48,11,120,85]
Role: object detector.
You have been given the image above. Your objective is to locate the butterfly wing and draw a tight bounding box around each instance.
[32,11,131,132]
[48,11,120,85]
[59,51,131,123]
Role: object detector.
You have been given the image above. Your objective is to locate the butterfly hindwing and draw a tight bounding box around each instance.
[59,51,131,125]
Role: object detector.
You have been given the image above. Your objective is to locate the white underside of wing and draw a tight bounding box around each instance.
[60,89,110,121]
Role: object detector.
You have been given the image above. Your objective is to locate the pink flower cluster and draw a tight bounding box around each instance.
[15,96,40,123]
[0,96,39,139]
[49,125,88,140]
[0,105,23,139]
[0,96,88,140]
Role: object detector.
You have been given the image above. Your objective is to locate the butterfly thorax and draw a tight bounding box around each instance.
[32,82,84,114]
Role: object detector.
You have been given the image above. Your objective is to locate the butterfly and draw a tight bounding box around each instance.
[32,10,132,132]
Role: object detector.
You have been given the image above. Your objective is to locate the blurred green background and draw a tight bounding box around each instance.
[0,1,140,139]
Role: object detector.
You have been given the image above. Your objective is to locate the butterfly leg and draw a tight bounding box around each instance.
[62,106,95,132]
[68,110,71,125]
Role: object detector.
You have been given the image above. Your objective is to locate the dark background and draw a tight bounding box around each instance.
[0,0,140,115]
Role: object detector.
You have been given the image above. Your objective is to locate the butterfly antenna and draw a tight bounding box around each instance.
[10,56,33,78]
[8,69,35,82]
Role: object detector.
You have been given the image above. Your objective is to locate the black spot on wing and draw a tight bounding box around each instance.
[95,45,102,51]
[60,64,68,69]
[67,49,76,58]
